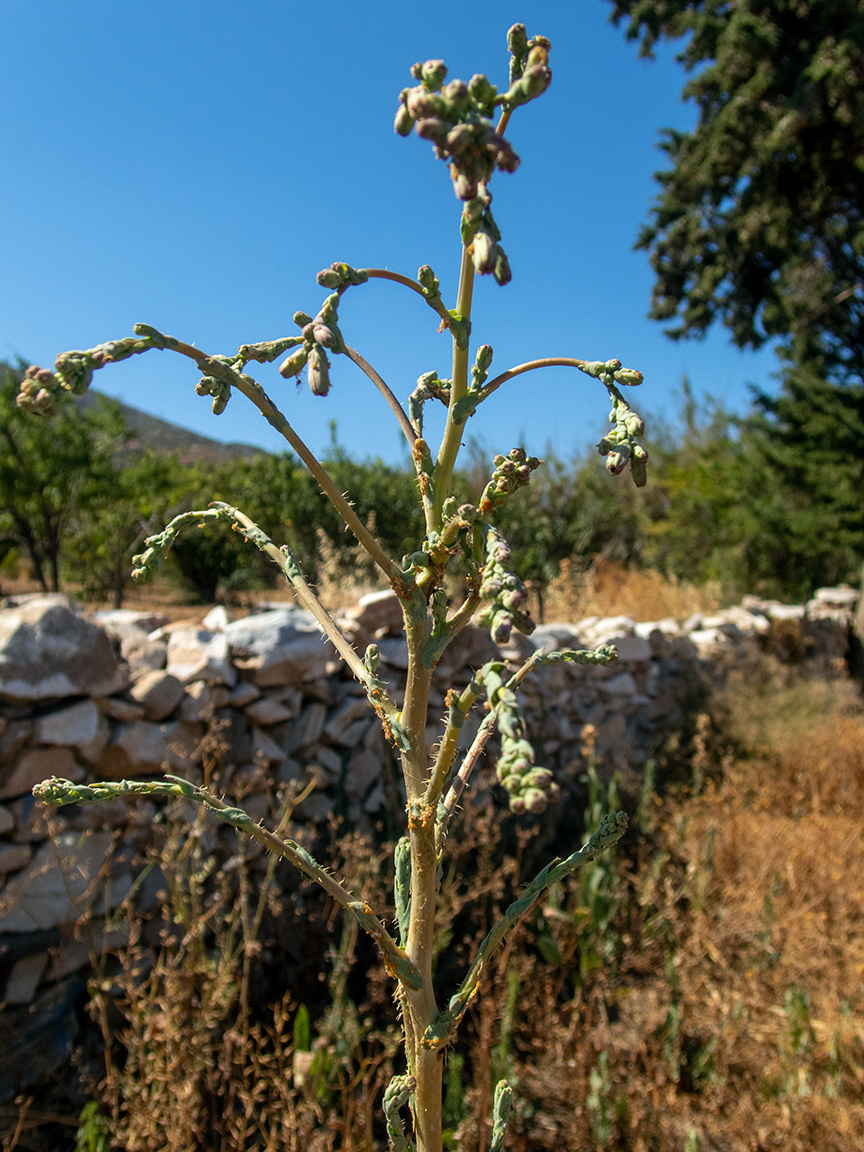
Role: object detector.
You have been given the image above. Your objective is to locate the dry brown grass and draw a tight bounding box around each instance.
[486,670,864,1151]
[544,559,724,623]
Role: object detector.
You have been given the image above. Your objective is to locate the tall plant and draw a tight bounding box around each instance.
[26,25,648,1152]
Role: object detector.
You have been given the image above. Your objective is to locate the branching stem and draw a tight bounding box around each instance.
[33,775,422,990]
[343,345,418,446]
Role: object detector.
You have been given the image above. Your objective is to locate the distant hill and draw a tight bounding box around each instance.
[77,390,266,463]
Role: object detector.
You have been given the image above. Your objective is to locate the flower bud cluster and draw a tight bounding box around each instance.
[278,293,346,397]
[477,527,534,645]
[394,59,520,203]
[409,370,451,435]
[478,447,542,516]
[195,374,231,415]
[16,366,59,415]
[502,32,552,109]
[315,262,369,290]
[597,396,649,487]
[418,265,443,310]
[484,662,560,815]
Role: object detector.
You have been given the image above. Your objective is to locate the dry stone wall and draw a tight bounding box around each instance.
[0,583,858,1097]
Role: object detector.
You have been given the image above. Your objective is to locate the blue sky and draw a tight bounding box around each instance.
[1,1,779,466]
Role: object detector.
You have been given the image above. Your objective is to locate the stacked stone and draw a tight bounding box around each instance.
[0,582,858,1096]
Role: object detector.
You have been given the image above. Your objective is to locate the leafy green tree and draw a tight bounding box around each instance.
[609,0,864,364]
[64,449,194,607]
[0,363,126,593]
[609,0,864,590]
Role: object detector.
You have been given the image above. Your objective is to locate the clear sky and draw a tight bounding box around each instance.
[1,0,779,466]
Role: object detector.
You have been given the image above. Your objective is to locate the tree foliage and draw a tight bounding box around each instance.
[609,0,864,592]
[609,0,864,372]
[0,363,127,593]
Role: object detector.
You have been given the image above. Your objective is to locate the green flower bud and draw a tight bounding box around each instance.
[630,454,648,488]
[523,788,548,815]
[472,230,497,274]
[507,24,528,59]
[445,122,476,158]
[493,248,512,285]
[307,345,331,396]
[468,74,497,114]
[394,104,414,136]
[293,311,313,328]
[614,366,643,386]
[421,59,447,90]
[312,323,335,347]
[407,88,442,120]
[606,452,628,476]
[316,267,343,289]
[524,768,553,789]
[415,118,448,147]
[279,346,309,379]
[452,168,478,201]
[443,79,469,114]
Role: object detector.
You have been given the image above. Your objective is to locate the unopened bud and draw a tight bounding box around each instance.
[476,345,493,372]
[523,63,552,100]
[468,73,497,113]
[279,346,308,379]
[421,59,447,89]
[615,366,643,386]
[293,311,313,328]
[312,323,335,347]
[307,345,331,396]
[523,788,547,815]
[406,88,441,120]
[317,267,342,289]
[451,168,478,201]
[493,248,512,285]
[472,230,497,274]
[443,79,469,113]
[605,452,628,476]
[394,104,414,136]
[445,122,475,158]
[415,118,448,147]
[507,24,528,57]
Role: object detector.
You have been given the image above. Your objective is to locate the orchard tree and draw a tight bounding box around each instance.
[0,363,127,593]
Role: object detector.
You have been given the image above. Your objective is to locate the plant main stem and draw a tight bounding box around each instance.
[432,242,476,529]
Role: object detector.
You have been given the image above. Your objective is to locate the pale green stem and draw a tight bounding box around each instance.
[130,334,401,585]
[343,344,418,446]
[361,268,453,328]
[206,503,370,684]
[33,775,422,990]
[431,243,475,529]
[475,356,620,405]
[423,811,629,1051]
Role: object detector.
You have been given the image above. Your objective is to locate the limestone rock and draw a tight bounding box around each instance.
[97,696,146,722]
[0,830,129,933]
[35,700,109,762]
[225,608,333,686]
[0,746,82,801]
[283,703,327,753]
[0,842,32,874]
[0,598,127,702]
[354,590,404,637]
[99,721,171,777]
[166,628,236,685]
[130,669,186,721]
[245,696,296,726]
